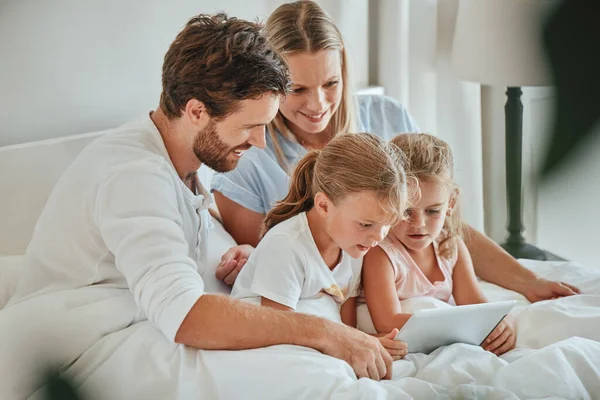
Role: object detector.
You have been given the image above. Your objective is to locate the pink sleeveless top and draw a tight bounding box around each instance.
[375,232,458,302]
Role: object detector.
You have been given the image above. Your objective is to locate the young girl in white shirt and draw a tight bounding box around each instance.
[232,132,409,360]
[361,133,517,356]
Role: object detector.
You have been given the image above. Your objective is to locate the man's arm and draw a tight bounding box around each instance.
[175,294,393,381]
[463,225,580,302]
[176,295,314,349]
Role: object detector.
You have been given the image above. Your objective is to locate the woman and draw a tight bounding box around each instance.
[211,0,579,303]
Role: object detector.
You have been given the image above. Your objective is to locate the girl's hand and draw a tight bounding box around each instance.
[377,328,408,360]
[482,315,516,356]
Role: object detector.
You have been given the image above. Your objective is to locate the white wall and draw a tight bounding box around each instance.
[373,0,485,232]
[0,0,256,146]
[0,0,368,147]
[537,125,600,268]
[309,0,369,91]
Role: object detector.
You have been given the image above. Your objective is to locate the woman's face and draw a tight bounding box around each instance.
[279,50,343,137]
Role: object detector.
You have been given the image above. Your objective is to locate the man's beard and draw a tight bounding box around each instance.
[193,120,250,173]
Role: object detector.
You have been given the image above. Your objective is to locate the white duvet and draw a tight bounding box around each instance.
[1,255,600,399]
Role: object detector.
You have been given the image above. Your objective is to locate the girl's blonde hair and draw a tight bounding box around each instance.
[264,0,356,171]
[262,133,407,236]
[390,133,463,259]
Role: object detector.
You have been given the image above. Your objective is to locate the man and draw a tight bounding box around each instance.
[4,13,393,390]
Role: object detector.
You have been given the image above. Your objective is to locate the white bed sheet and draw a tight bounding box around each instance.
[1,257,600,399]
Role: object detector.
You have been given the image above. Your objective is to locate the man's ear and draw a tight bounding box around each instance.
[184,98,210,127]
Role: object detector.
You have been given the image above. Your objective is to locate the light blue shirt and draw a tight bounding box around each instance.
[211,94,420,214]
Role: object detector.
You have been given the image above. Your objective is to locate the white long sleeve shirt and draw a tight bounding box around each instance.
[11,115,210,341]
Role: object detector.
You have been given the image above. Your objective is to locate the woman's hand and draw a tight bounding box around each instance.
[215,245,254,285]
[482,315,516,356]
[377,328,408,361]
[523,278,580,303]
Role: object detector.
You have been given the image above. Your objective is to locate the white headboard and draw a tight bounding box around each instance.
[0,131,108,255]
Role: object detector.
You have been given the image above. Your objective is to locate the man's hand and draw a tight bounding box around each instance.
[215,245,254,285]
[482,316,516,356]
[323,324,394,381]
[523,278,580,303]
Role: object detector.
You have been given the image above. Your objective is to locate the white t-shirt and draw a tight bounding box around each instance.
[10,114,210,342]
[231,212,362,323]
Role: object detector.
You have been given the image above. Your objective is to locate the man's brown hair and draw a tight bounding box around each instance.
[160,13,290,120]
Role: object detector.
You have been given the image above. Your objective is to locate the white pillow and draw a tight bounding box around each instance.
[202,216,237,295]
[357,297,451,334]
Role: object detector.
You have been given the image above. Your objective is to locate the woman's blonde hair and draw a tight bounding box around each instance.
[262,133,407,236]
[264,0,356,171]
[390,133,463,259]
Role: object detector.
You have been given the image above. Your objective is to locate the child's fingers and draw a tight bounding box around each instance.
[385,344,408,353]
[387,348,408,358]
[482,322,504,347]
[493,333,516,356]
[388,346,408,360]
[382,340,408,360]
[484,326,511,352]
[380,339,407,351]
[382,328,399,340]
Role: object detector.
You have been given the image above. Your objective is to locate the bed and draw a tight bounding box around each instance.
[1,131,600,400]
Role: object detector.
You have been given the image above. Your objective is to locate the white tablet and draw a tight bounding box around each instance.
[394,300,517,354]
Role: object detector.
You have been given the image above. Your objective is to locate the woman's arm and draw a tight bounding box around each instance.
[341,297,358,328]
[463,225,579,302]
[362,246,412,333]
[463,226,536,292]
[214,191,264,247]
[451,237,488,306]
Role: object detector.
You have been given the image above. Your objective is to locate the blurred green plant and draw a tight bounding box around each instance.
[542,0,600,177]
[44,370,83,400]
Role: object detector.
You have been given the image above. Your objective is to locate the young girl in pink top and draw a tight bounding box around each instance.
[362,133,517,356]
